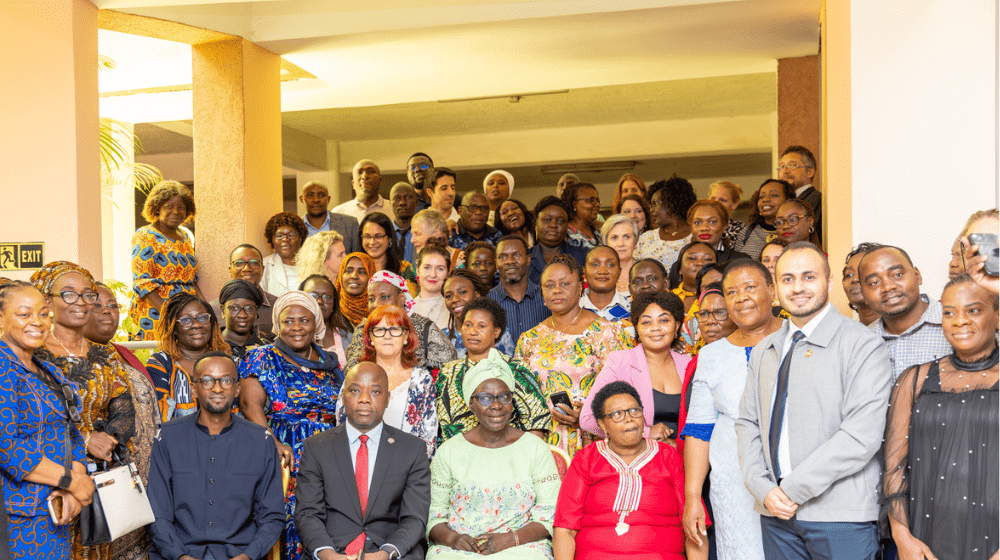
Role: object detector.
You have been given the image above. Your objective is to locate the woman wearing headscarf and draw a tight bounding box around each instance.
[427,355,560,559]
[483,170,514,227]
[29,262,136,560]
[238,290,345,560]
[218,279,266,363]
[145,292,231,422]
[333,252,376,329]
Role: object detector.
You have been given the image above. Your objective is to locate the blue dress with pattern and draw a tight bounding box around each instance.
[237,345,343,560]
[0,342,86,560]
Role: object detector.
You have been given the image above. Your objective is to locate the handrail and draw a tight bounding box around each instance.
[115,341,160,350]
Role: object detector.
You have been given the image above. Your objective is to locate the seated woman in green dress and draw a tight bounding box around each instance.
[427,352,561,559]
[435,297,550,445]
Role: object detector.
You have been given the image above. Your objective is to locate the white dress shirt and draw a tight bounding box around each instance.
[332,196,395,223]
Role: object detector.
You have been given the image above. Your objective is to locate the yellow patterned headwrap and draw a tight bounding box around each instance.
[29,261,95,295]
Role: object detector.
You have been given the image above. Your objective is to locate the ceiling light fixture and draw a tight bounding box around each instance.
[438,89,569,104]
[541,161,638,174]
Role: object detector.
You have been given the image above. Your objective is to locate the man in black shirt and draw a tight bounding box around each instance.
[148,352,284,560]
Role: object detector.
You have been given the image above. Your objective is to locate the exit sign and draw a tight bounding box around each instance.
[0,243,45,271]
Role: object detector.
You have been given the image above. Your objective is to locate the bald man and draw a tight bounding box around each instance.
[332,159,395,223]
[295,363,431,560]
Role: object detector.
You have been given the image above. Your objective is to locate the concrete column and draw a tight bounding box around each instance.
[822,0,998,310]
[100,120,136,286]
[192,38,283,299]
[777,55,820,180]
[0,0,100,280]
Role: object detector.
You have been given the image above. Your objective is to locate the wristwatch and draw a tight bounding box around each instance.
[379,544,400,559]
[57,466,73,490]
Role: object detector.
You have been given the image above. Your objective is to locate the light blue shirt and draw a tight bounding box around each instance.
[303,211,332,237]
[774,303,831,478]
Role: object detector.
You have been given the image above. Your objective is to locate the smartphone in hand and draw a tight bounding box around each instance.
[48,493,63,525]
[968,233,999,276]
[550,391,573,410]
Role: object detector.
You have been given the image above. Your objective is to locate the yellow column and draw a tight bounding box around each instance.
[0,0,100,279]
[192,38,283,299]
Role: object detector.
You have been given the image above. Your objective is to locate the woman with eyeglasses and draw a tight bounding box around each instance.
[261,212,309,298]
[298,274,351,369]
[427,356,560,559]
[29,262,138,560]
[146,292,230,422]
[581,292,691,450]
[238,291,344,560]
[337,305,437,456]
[219,279,266,364]
[359,212,418,294]
[635,176,697,274]
[681,259,783,560]
[678,263,727,356]
[515,255,633,458]
[555,381,706,560]
[562,182,603,249]
[83,282,158,560]
[774,199,821,248]
[0,281,95,560]
[128,180,202,341]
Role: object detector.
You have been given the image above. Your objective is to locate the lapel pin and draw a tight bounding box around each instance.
[805,350,812,357]
[387,437,395,444]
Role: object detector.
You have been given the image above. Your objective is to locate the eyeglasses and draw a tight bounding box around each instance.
[462,204,490,214]
[471,391,514,407]
[575,197,600,206]
[231,259,262,270]
[776,163,811,171]
[273,232,300,241]
[695,308,730,322]
[195,376,236,389]
[177,313,212,328]
[57,291,99,305]
[362,233,388,242]
[309,292,334,304]
[371,326,406,338]
[408,163,430,172]
[61,384,82,423]
[226,304,257,316]
[93,301,120,312]
[602,406,643,423]
[773,215,803,228]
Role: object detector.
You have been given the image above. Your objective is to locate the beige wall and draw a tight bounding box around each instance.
[0,0,100,280]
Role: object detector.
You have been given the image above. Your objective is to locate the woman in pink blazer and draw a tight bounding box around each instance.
[581,291,693,453]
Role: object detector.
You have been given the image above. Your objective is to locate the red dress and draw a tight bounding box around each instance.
[554,440,687,560]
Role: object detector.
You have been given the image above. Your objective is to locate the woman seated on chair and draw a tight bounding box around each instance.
[554,381,707,560]
[427,357,561,559]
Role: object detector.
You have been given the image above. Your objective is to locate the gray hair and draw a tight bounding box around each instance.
[601,214,639,244]
[411,209,448,234]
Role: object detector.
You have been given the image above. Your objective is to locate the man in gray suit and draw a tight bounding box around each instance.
[295,362,431,560]
[735,241,891,559]
[301,180,360,254]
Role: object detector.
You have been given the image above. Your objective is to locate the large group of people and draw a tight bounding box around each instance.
[0,146,995,560]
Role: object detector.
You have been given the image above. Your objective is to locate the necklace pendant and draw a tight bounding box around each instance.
[615,522,629,536]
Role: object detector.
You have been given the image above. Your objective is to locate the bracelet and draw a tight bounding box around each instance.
[512,529,519,547]
[84,432,92,451]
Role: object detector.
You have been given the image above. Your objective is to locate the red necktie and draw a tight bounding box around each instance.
[345,434,369,555]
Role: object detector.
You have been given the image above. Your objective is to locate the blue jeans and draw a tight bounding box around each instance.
[760,515,879,560]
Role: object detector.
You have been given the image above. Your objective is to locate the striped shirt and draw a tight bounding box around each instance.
[869,295,950,382]
[489,280,551,356]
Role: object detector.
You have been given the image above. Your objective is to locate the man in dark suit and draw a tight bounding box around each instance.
[301,180,360,254]
[295,362,431,560]
[777,146,822,242]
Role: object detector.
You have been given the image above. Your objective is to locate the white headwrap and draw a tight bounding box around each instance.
[271,290,327,342]
[483,170,515,196]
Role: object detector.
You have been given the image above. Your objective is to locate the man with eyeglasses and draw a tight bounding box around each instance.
[390,183,419,262]
[406,152,434,212]
[148,351,285,560]
[449,192,502,251]
[299,180,360,253]
[333,159,395,223]
[777,146,822,241]
[209,244,276,341]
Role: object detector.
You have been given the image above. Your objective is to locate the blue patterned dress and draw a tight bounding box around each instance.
[237,345,343,560]
[128,225,199,341]
[0,342,86,560]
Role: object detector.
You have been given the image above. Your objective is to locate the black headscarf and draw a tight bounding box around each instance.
[219,279,264,306]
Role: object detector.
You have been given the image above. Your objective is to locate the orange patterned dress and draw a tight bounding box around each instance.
[128,225,198,340]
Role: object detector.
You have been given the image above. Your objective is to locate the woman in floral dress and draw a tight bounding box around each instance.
[514,256,632,457]
[238,291,344,560]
